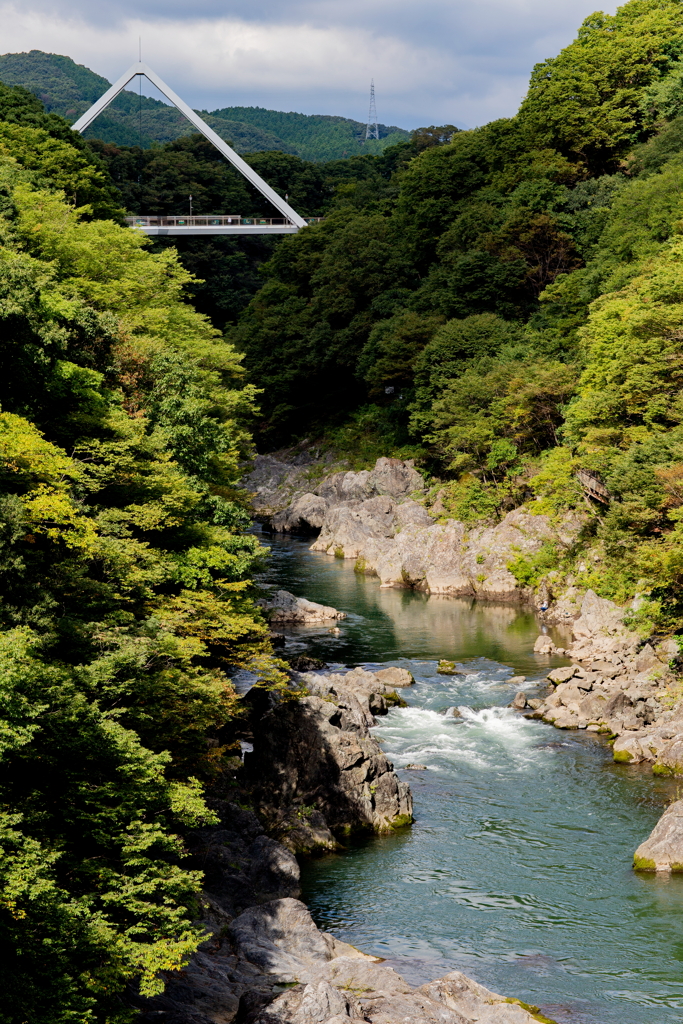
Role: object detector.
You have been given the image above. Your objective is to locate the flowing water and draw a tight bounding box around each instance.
[257,530,683,1024]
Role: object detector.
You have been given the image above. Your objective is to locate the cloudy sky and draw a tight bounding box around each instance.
[2,0,620,128]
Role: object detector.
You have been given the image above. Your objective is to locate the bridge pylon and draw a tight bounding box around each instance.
[71,62,308,232]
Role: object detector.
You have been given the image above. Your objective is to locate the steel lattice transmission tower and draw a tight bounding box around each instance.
[365,80,379,141]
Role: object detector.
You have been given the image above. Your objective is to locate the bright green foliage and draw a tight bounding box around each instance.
[0,84,121,218]
[507,543,561,587]
[412,328,577,479]
[567,238,683,453]
[518,0,683,169]
[0,122,120,218]
[526,447,585,516]
[0,120,284,1018]
[558,230,683,611]
[428,475,501,523]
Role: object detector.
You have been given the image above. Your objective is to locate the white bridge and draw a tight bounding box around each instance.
[126,215,322,236]
[73,62,309,234]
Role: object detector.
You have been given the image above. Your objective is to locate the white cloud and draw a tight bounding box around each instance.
[0,0,621,128]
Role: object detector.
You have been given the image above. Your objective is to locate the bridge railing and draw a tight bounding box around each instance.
[125,215,324,228]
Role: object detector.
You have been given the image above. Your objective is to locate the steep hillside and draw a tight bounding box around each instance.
[8,0,683,1013]
[0,50,410,159]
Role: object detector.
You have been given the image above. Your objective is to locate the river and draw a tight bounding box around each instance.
[257,530,683,1024]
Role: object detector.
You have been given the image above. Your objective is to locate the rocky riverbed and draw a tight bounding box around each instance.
[112,454,683,1023]
[246,451,683,876]
[136,660,548,1024]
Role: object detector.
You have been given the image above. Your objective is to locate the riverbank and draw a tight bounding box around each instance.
[248,452,683,791]
[137,659,550,1024]
[252,534,683,1023]
[244,453,583,609]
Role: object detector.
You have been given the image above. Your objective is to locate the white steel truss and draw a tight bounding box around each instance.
[71,61,307,230]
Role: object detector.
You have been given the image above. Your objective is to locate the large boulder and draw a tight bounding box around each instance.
[260,590,347,624]
[271,493,329,533]
[367,457,425,498]
[228,898,332,976]
[634,800,683,872]
[244,690,413,835]
[654,735,683,774]
[311,496,397,559]
[572,590,627,639]
[373,666,415,688]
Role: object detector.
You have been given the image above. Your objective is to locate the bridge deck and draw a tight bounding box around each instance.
[127,215,322,236]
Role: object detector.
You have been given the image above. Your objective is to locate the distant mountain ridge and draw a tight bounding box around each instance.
[0,50,411,161]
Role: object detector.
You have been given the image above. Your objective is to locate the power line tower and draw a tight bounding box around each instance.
[365,80,379,141]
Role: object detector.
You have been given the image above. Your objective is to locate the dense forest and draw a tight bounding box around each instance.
[5,0,683,1018]
[0,50,411,159]
[0,78,289,1022]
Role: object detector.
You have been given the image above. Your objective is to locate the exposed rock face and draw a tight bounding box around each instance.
[572,588,627,638]
[145,896,551,1024]
[634,800,683,872]
[523,590,683,766]
[244,668,413,839]
[372,665,414,688]
[245,452,333,516]
[272,493,329,533]
[260,590,347,624]
[316,457,425,503]
[247,455,425,530]
[248,454,584,603]
[312,506,583,601]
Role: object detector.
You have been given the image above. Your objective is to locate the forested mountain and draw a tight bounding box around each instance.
[0,50,410,159]
[6,0,683,1017]
[221,0,683,625]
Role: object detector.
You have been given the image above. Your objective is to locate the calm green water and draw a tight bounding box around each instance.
[258,530,683,1024]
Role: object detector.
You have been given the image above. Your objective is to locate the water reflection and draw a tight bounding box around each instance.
[257,531,569,674]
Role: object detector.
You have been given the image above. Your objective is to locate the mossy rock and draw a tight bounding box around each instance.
[389,813,413,829]
[613,748,634,763]
[633,855,656,871]
[334,546,345,559]
[503,998,557,1023]
[653,761,683,776]
[384,690,408,708]
[437,659,460,675]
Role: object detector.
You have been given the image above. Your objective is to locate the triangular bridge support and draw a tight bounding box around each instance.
[72,62,308,233]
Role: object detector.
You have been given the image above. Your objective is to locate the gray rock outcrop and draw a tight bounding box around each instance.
[272,492,329,533]
[247,454,589,604]
[244,668,413,838]
[145,895,552,1024]
[523,591,683,769]
[312,506,583,601]
[249,454,584,601]
[634,800,683,872]
[250,455,425,532]
[260,590,347,624]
